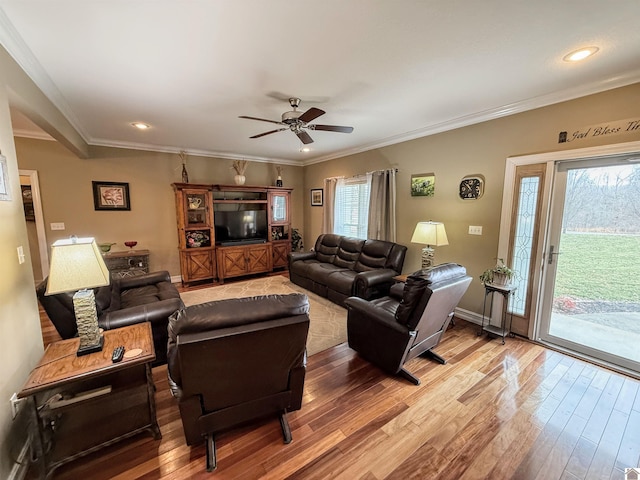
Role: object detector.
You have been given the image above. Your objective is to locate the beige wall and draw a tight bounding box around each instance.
[0,47,49,479]
[16,139,305,277]
[303,83,640,315]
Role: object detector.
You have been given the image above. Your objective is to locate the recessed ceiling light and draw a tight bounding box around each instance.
[131,122,150,130]
[299,147,310,153]
[563,46,599,62]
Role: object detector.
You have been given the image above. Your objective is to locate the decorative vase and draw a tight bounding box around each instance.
[234,174,246,185]
[276,176,283,187]
[181,163,189,183]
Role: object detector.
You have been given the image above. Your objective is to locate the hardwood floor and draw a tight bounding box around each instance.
[35,297,640,479]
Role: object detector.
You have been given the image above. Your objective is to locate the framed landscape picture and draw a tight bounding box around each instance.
[411,173,435,197]
[92,181,131,211]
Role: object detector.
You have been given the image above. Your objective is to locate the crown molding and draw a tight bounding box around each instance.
[87,138,302,166]
[12,128,55,141]
[303,69,640,166]
[0,7,90,141]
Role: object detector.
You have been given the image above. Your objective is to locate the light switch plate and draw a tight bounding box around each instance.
[50,222,65,230]
[469,225,483,235]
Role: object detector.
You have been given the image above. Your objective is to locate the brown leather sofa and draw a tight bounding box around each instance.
[289,234,407,306]
[345,263,472,385]
[167,293,310,471]
[36,270,183,365]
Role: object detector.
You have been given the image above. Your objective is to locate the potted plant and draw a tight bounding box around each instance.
[479,258,514,286]
[291,228,303,252]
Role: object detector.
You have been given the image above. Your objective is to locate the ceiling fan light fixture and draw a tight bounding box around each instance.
[131,122,151,130]
[563,46,599,62]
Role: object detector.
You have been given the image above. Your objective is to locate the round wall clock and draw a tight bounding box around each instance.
[459,176,484,200]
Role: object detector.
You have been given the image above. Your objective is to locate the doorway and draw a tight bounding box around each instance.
[499,140,640,376]
[538,159,640,373]
[19,169,48,282]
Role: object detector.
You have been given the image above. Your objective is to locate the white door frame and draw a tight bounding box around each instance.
[19,169,49,279]
[498,140,640,339]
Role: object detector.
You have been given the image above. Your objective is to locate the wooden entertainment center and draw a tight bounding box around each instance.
[172,183,292,285]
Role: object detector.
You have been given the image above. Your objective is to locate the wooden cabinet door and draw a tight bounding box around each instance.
[181,249,215,283]
[217,248,248,278]
[246,244,272,274]
[272,242,290,269]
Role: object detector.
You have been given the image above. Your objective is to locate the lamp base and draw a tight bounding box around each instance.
[73,289,104,357]
[421,246,435,269]
[77,334,104,356]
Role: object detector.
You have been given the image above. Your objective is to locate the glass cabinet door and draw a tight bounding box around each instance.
[185,192,208,226]
[271,194,287,223]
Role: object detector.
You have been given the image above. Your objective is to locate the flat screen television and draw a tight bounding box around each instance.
[215,209,268,245]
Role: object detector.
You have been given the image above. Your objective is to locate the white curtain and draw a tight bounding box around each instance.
[367,169,397,241]
[322,177,338,234]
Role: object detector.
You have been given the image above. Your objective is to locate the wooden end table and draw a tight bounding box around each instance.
[19,322,161,479]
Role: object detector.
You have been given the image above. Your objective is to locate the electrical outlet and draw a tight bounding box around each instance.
[50,222,65,230]
[468,225,483,235]
[10,392,24,419]
[17,246,25,264]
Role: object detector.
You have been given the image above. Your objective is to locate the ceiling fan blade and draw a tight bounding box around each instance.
[298,107,325,124]
[239,115,284,125]
[296,130,314,144]
[310,124,354,133]
[250,128,287,139]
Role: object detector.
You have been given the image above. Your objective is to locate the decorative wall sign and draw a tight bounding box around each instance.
[558,116,640,143]
[0,154,11,201]
[459,175,485,200]
[92,181,131,211]
[411,173,435,197]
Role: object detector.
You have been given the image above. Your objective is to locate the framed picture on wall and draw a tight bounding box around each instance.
[410,173,435,197]
[311,188,323,206]
[0,154,11,201]
[92,181,131,211]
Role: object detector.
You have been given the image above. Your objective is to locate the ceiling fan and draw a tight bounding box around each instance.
[239,97,354,145]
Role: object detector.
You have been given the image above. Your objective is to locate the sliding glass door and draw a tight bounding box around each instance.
[538,158,640,373]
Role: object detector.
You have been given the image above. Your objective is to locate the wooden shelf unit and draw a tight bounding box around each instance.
[173,183,216,286]
[173,183,292,285]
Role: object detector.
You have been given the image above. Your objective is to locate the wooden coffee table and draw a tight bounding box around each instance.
[19,322,161,479]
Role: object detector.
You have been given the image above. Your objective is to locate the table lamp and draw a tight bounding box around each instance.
[45,237,111,356]
[411,221,449,269]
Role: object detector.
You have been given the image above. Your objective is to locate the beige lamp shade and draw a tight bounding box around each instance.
[411,221,449,247]
[45,237,110,295]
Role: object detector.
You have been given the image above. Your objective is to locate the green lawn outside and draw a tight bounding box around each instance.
[554,233,640,302]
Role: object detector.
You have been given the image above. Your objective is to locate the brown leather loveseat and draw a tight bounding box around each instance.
[167,293,310,471]
[36,270,183,365]
[289,233,407,306]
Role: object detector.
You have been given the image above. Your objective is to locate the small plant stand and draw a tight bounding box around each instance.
[479,283,517,344]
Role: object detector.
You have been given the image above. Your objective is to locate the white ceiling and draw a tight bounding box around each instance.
[2,1,640,165]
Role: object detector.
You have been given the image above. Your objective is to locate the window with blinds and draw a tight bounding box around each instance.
[334,175,370,238]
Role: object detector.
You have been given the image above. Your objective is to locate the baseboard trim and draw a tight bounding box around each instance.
[454,307,482,326]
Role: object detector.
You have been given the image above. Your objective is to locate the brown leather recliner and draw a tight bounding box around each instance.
[36,270,183,365]
[344,263,472,385]
[167,293,310,472]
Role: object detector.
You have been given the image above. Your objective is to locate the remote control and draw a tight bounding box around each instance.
[112,345,125,363]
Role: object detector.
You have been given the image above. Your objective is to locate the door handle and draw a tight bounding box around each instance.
[547,245,562,265]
